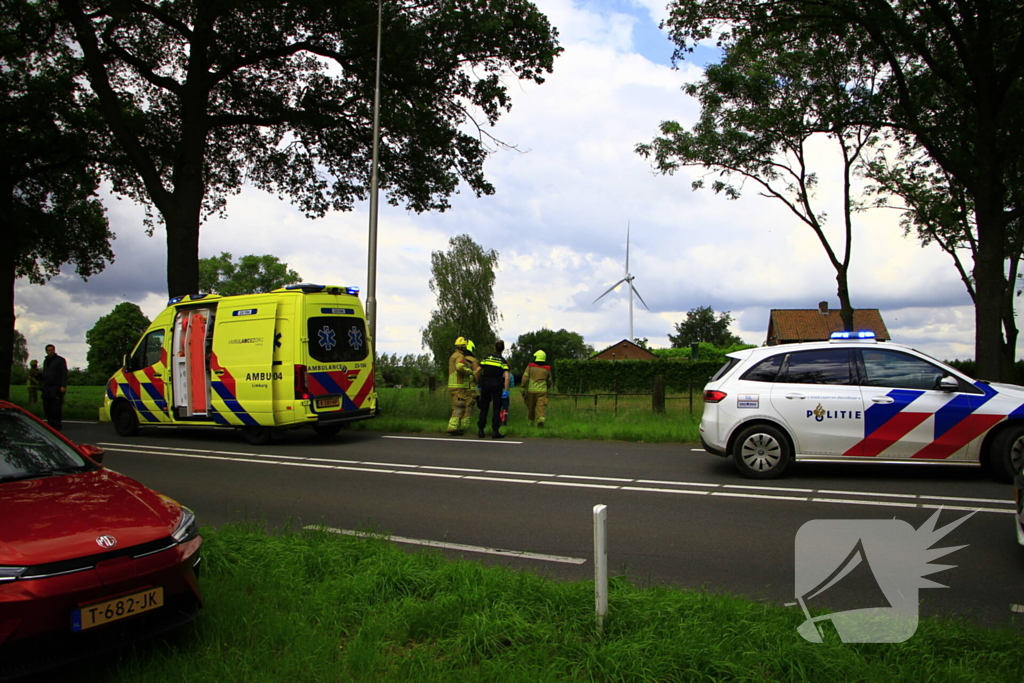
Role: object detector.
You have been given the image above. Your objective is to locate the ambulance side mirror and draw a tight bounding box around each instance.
[939,375,959,392]
[122,354,132,372]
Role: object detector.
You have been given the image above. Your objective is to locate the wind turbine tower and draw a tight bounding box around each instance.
[593,224,649,341]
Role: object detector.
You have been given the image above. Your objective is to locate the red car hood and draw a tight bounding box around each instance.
[0,469,180,565]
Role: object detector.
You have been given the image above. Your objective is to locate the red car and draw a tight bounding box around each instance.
[0,401,202,679]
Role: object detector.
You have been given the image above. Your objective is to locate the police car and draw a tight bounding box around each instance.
[700,332,1024,481]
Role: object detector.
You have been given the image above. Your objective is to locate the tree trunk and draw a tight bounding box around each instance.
[164,204,201,298]
[836,265,854,332]
[0,183,15,401]
[972,203,1008,381]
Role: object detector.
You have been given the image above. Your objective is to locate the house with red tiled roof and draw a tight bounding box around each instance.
[590,339,659,360]
[765,302,890,346]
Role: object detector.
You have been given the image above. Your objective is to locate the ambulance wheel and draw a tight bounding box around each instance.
[732,423,791,479]
[313,423,344,438]
[242,426,272,446]
[991,425,1024,482]
[112,402,140,437]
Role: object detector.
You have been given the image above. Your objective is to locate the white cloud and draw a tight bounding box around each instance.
[13,0,1010,371]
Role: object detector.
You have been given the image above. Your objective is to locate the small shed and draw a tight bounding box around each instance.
[766,302,890,345]
[591,339,659,361]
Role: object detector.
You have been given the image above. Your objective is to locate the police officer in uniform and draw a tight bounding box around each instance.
[475,340,509,438]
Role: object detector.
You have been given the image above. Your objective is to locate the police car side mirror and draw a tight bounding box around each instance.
[939,375,959,392]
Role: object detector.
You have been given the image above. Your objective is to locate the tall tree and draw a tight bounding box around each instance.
[668,306,742,348]
[85,302,151,381]
[661,0,1024,380]
[55,0,561,298]
[637,31,881,332]
[198,252,302,296]
[1,0,113,400]
[421,235,500,372]
[507,328,593,378]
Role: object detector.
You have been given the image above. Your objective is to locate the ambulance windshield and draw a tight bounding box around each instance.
[307,317,369,363]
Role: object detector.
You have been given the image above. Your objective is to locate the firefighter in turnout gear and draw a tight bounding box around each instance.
[447,337,476,435]
[522,350,552,427]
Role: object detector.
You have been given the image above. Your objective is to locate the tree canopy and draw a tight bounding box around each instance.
[660,0,1024,380]
[668,306,742,348]
[85,302,152,381]
[55,0,561,297]
[421,235,501,372]
[1,0,113,400]
[638,31,880,332]
[507,328,594,379]
[198,252,302,297]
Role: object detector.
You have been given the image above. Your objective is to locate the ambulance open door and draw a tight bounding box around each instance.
[171,308,214,417]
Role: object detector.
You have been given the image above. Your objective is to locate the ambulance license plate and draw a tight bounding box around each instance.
[317,397,340,409]
[72,587,164,631]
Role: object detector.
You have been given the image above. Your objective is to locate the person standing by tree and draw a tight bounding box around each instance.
[475,340,509,439]
[26,360,41,404]
[522,350,553,428]
[41,345,68,430]
[446,337,474,436]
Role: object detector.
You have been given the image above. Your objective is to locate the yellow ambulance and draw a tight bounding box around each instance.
[100,284,378,444]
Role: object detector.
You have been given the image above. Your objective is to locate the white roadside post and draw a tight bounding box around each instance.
[593,504,608,632]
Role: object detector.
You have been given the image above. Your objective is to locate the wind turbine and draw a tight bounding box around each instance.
[593,224,649,341]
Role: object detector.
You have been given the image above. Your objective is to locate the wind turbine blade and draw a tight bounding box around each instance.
[593,278,628,304]
[625,222,630,275]
[631,283,650,310]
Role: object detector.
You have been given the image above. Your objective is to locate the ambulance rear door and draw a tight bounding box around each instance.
[303,300,374,416]
[210,298,278,426]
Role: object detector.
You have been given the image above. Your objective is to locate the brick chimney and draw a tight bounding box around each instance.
[818,301,829,314]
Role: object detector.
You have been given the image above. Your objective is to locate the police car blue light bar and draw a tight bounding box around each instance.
[830,330,876,340]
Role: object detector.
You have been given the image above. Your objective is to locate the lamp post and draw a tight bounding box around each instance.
[366,0,383,345]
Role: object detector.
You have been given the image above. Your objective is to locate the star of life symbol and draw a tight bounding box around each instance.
[317,326,337,351]
[788,508,975,643]
[348,326,363,350]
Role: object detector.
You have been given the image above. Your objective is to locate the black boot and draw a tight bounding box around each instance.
[492,431,505,439]
[478,428,486,438]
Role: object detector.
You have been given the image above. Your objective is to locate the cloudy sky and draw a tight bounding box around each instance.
[15,0,993,370]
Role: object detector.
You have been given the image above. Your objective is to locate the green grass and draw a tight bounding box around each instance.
[5,385,703,442]
[360,388,703,443]
[7,385,106,421]
[78,524,1024,683]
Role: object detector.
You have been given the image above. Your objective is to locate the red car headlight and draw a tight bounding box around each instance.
[0,567,28,583]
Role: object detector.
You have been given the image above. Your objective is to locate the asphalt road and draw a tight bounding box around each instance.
[62,420,1024,629]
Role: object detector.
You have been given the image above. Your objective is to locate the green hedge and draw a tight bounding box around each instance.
[556,358,725,393]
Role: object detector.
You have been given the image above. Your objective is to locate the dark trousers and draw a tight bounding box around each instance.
[477,382,503,434]
[43,390,64,431]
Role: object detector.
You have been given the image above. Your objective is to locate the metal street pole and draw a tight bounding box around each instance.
[366,0,383,345]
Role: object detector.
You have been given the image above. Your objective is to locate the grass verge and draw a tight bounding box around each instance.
[78,524,1024,683]
[4,386,703,443]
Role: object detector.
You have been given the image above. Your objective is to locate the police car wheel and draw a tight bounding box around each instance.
[732,424,791,479]
[242,426,272,446]
[313,423,344,438]
[112,402,140,437]
[991,426,1024,483]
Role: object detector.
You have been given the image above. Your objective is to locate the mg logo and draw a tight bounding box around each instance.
[95,535,118,549]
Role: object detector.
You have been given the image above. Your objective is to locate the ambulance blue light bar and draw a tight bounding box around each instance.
[830,331,876,341]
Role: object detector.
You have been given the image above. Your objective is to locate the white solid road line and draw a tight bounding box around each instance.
[307,525,587,565]
[99,442,1016,514]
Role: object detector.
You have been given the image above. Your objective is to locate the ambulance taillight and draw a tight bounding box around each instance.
[294,365,310,400]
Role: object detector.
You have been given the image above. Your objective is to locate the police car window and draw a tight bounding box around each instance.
[860,349,946,390]
[740,355,784,382]
[131,330,165,370]
[307,317,368,363]
[780,349,854,385]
